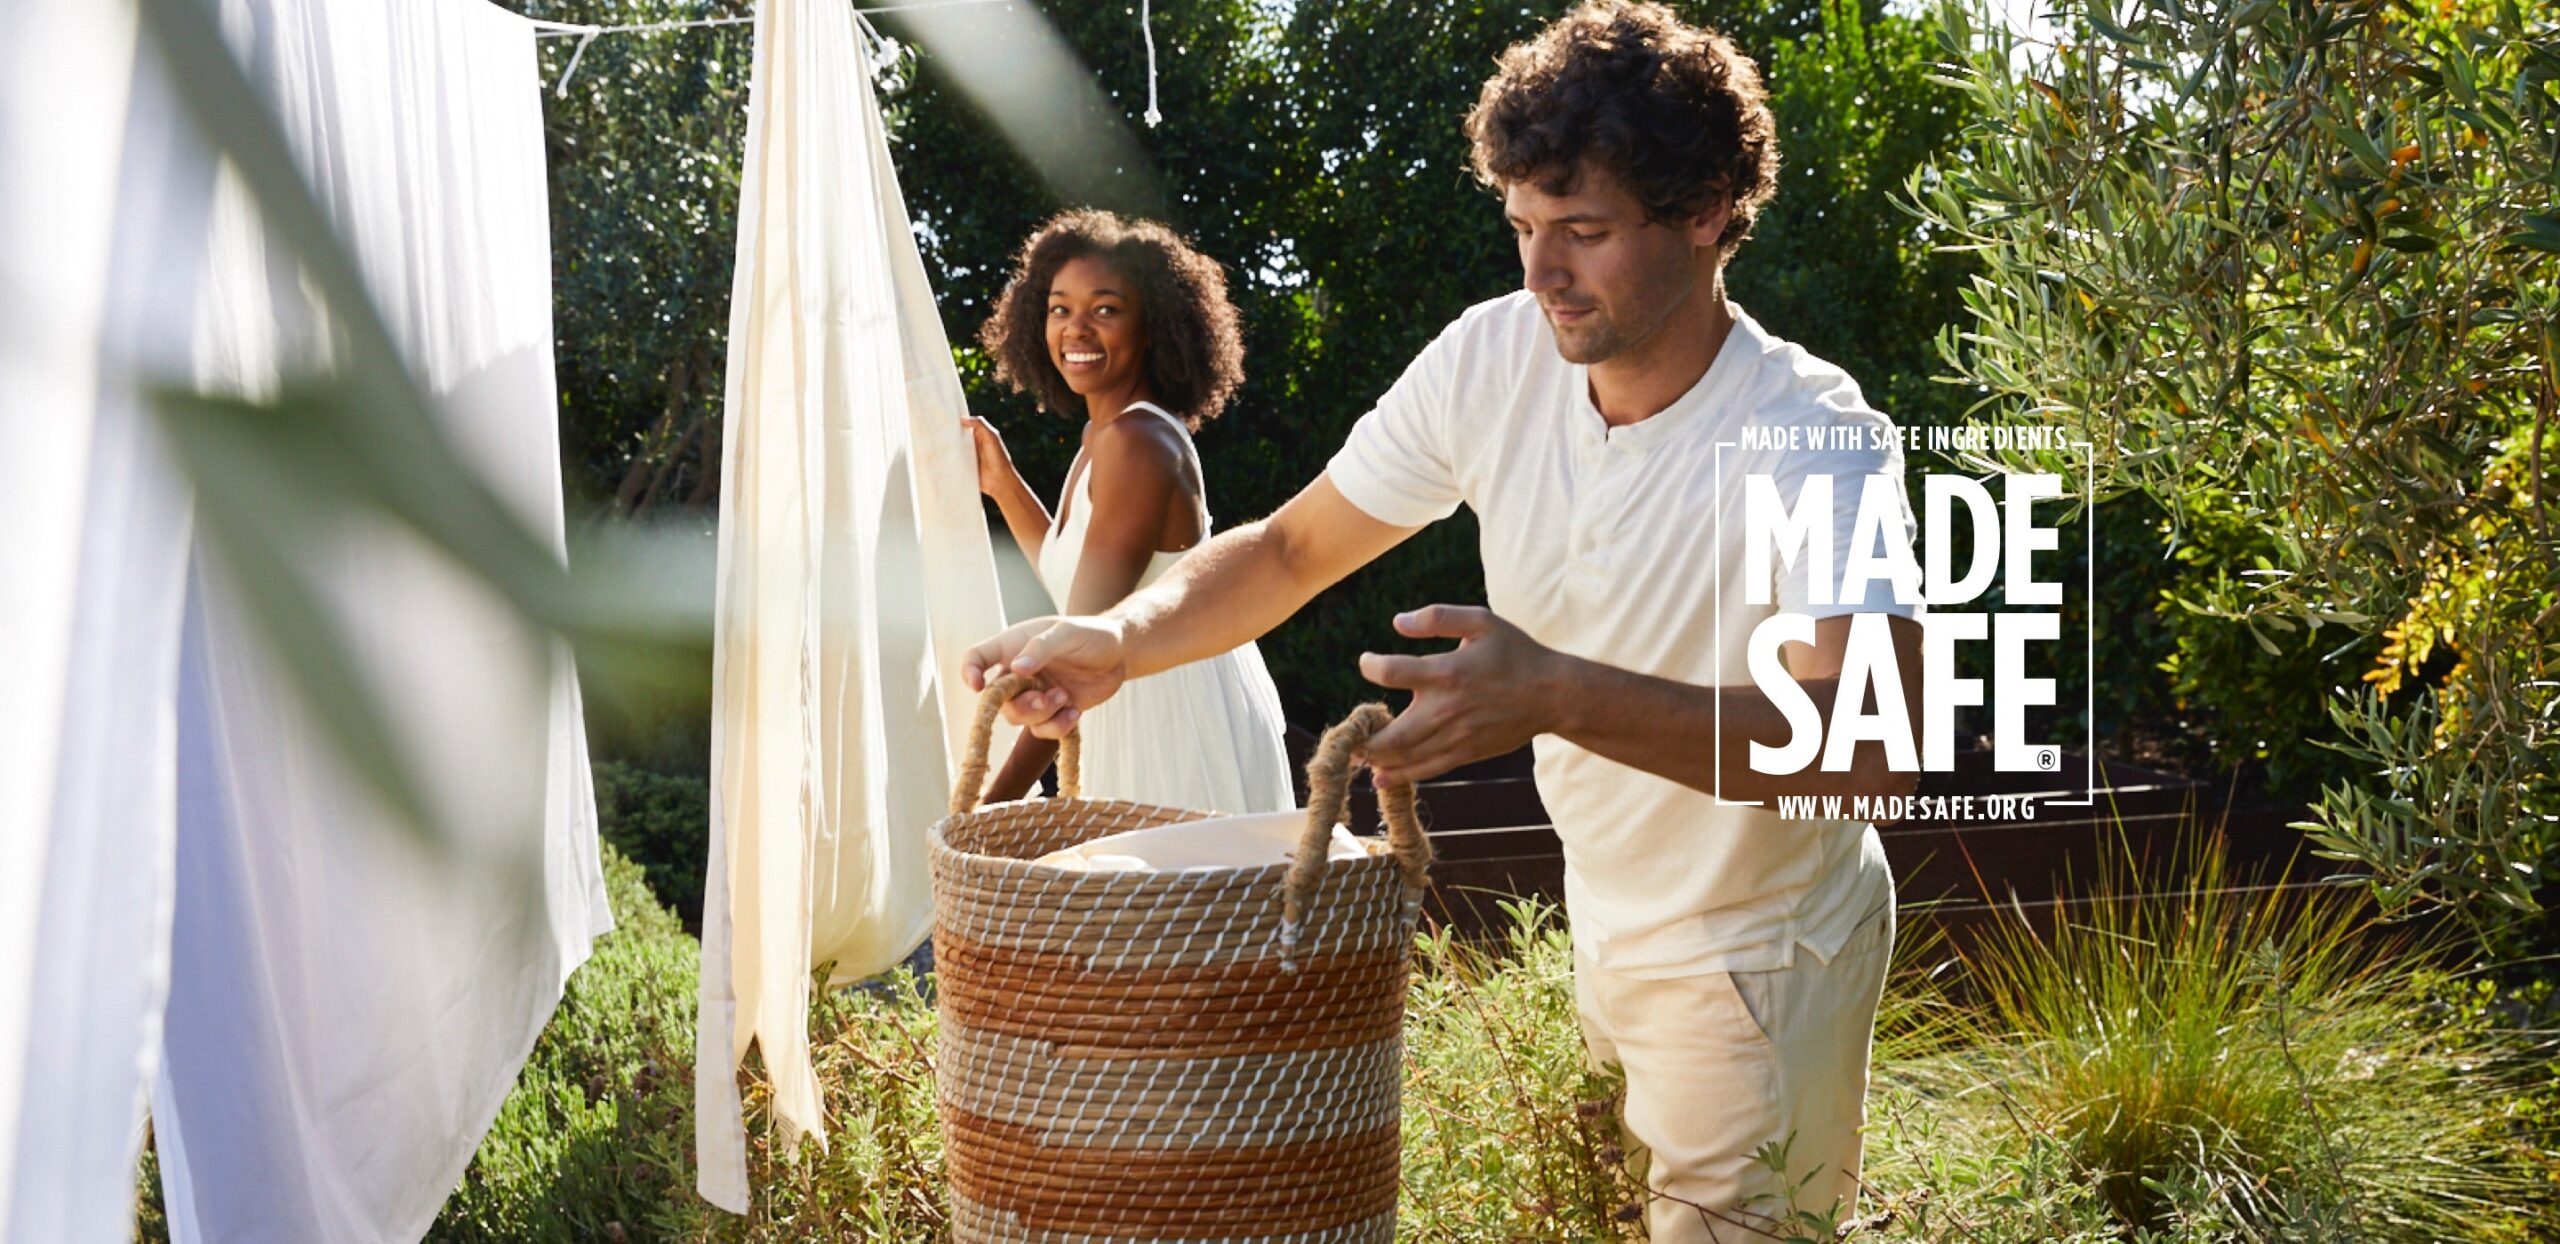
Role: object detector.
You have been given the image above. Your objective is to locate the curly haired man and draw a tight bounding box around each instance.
[967,5,1924,1236]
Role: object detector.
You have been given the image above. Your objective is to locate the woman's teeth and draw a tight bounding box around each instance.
[1064,350,1102,364]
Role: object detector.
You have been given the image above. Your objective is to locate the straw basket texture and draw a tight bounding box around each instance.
[929,674,1433,1243]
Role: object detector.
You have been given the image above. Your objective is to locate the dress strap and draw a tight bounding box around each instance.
[1121,400,1193,441]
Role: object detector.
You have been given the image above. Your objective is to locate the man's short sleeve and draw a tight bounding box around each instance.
[1324,324,1465,528]
[1772,407,1922,621]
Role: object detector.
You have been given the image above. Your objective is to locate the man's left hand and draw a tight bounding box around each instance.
[1356,604,1563,787]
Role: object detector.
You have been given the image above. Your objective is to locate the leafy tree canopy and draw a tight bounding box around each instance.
[503,0,1977,725]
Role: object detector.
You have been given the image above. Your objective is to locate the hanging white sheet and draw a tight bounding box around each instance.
[136,3,611,1242]
[0,3,204,1241]
[697,0,1013,1210]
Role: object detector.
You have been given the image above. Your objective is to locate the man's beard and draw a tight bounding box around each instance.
[1546,303,1630,364]
[1546,271,1698,366]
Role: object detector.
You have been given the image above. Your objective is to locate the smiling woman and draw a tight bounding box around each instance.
[958,210,1294,816]
[977,209,1245,433]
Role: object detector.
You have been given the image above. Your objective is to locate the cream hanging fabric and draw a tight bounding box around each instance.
[697,0,1012,1210]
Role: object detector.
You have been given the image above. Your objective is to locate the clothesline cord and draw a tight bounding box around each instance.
[525,0,1161,127]
[526,0,1019,39]
[1139,0,1159,127]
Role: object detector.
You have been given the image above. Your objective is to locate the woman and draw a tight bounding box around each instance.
[963,210,1295,814]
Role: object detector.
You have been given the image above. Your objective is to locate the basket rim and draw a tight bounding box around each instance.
[928,798,1407,891]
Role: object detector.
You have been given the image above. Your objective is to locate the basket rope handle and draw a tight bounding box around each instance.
[1289,703,1433,935]
[952,672,1081,815]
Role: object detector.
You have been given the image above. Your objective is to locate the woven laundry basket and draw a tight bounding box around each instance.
[929,675,1433,1243]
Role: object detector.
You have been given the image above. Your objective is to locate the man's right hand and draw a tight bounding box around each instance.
[960,615,1132,738]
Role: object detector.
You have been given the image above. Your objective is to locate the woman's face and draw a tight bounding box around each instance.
[1044,254,1148,404]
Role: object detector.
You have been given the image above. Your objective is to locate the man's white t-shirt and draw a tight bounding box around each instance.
[1326,291,1916,978]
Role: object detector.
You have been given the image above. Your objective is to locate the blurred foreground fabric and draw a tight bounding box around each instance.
[0,2,608,1240]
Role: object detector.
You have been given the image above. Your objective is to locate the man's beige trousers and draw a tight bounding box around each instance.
[1575,907,1895,1243]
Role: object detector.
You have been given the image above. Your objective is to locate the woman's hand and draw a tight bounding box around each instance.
[964,415,1020,498]
[963,414,1054,563]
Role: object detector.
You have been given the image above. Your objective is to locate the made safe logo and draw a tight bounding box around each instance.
[1720,422,2095,822]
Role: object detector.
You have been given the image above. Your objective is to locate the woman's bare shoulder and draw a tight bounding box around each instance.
[1086,410,1189,481]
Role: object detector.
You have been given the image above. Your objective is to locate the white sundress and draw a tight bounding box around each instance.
[1034,401,1297,815]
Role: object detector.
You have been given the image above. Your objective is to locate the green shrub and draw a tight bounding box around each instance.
[428,844,706,1242]
[1908,0,2560,949]
[428,845,948,1242]
[2153,503,2382,796]
[591,760,709,928]
[1399,903,1646,1240]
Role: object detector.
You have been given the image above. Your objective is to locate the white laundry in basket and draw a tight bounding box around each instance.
[1033,810,1379,873]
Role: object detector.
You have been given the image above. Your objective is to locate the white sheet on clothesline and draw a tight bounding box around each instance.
[145,3,611,1241]
[0,0,604,1238]
[0,3,195,1240]
[696,0,1013,1210]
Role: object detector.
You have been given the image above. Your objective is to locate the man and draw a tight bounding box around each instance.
[963,3,1924,1237]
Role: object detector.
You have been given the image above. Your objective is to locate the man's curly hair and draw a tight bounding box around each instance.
[979,210,1245,430]
[1465,1,1779,254]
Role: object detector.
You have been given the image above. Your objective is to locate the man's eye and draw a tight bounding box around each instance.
[1570,231,1605,245]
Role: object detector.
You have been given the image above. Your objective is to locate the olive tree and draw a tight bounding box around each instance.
[1912,0,2559,948]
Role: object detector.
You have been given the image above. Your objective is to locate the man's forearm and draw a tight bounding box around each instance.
[1101,474,1417,681]
[1547,655,1918,804]
[1108,519,1329,678]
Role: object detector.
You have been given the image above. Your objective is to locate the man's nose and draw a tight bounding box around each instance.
[1521,236,1570,295]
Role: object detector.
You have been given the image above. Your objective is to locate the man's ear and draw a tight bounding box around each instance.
[1690,189,1733,254]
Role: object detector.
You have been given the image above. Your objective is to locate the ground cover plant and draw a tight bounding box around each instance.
[166,845,2525,1243]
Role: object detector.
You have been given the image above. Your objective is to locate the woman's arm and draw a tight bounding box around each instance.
[1059,417,1186,616]
[976,417,1184,803]
[962,475,1421,737]
[965,415,1052,563]
[978,731,1059,804]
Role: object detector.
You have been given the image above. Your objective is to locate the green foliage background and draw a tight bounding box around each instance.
[501,0,1979,730]
[1909,0,2559,947]
[499,0,2559,951]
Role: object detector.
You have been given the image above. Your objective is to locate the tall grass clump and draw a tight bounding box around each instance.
[1864,843,2560,1242]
